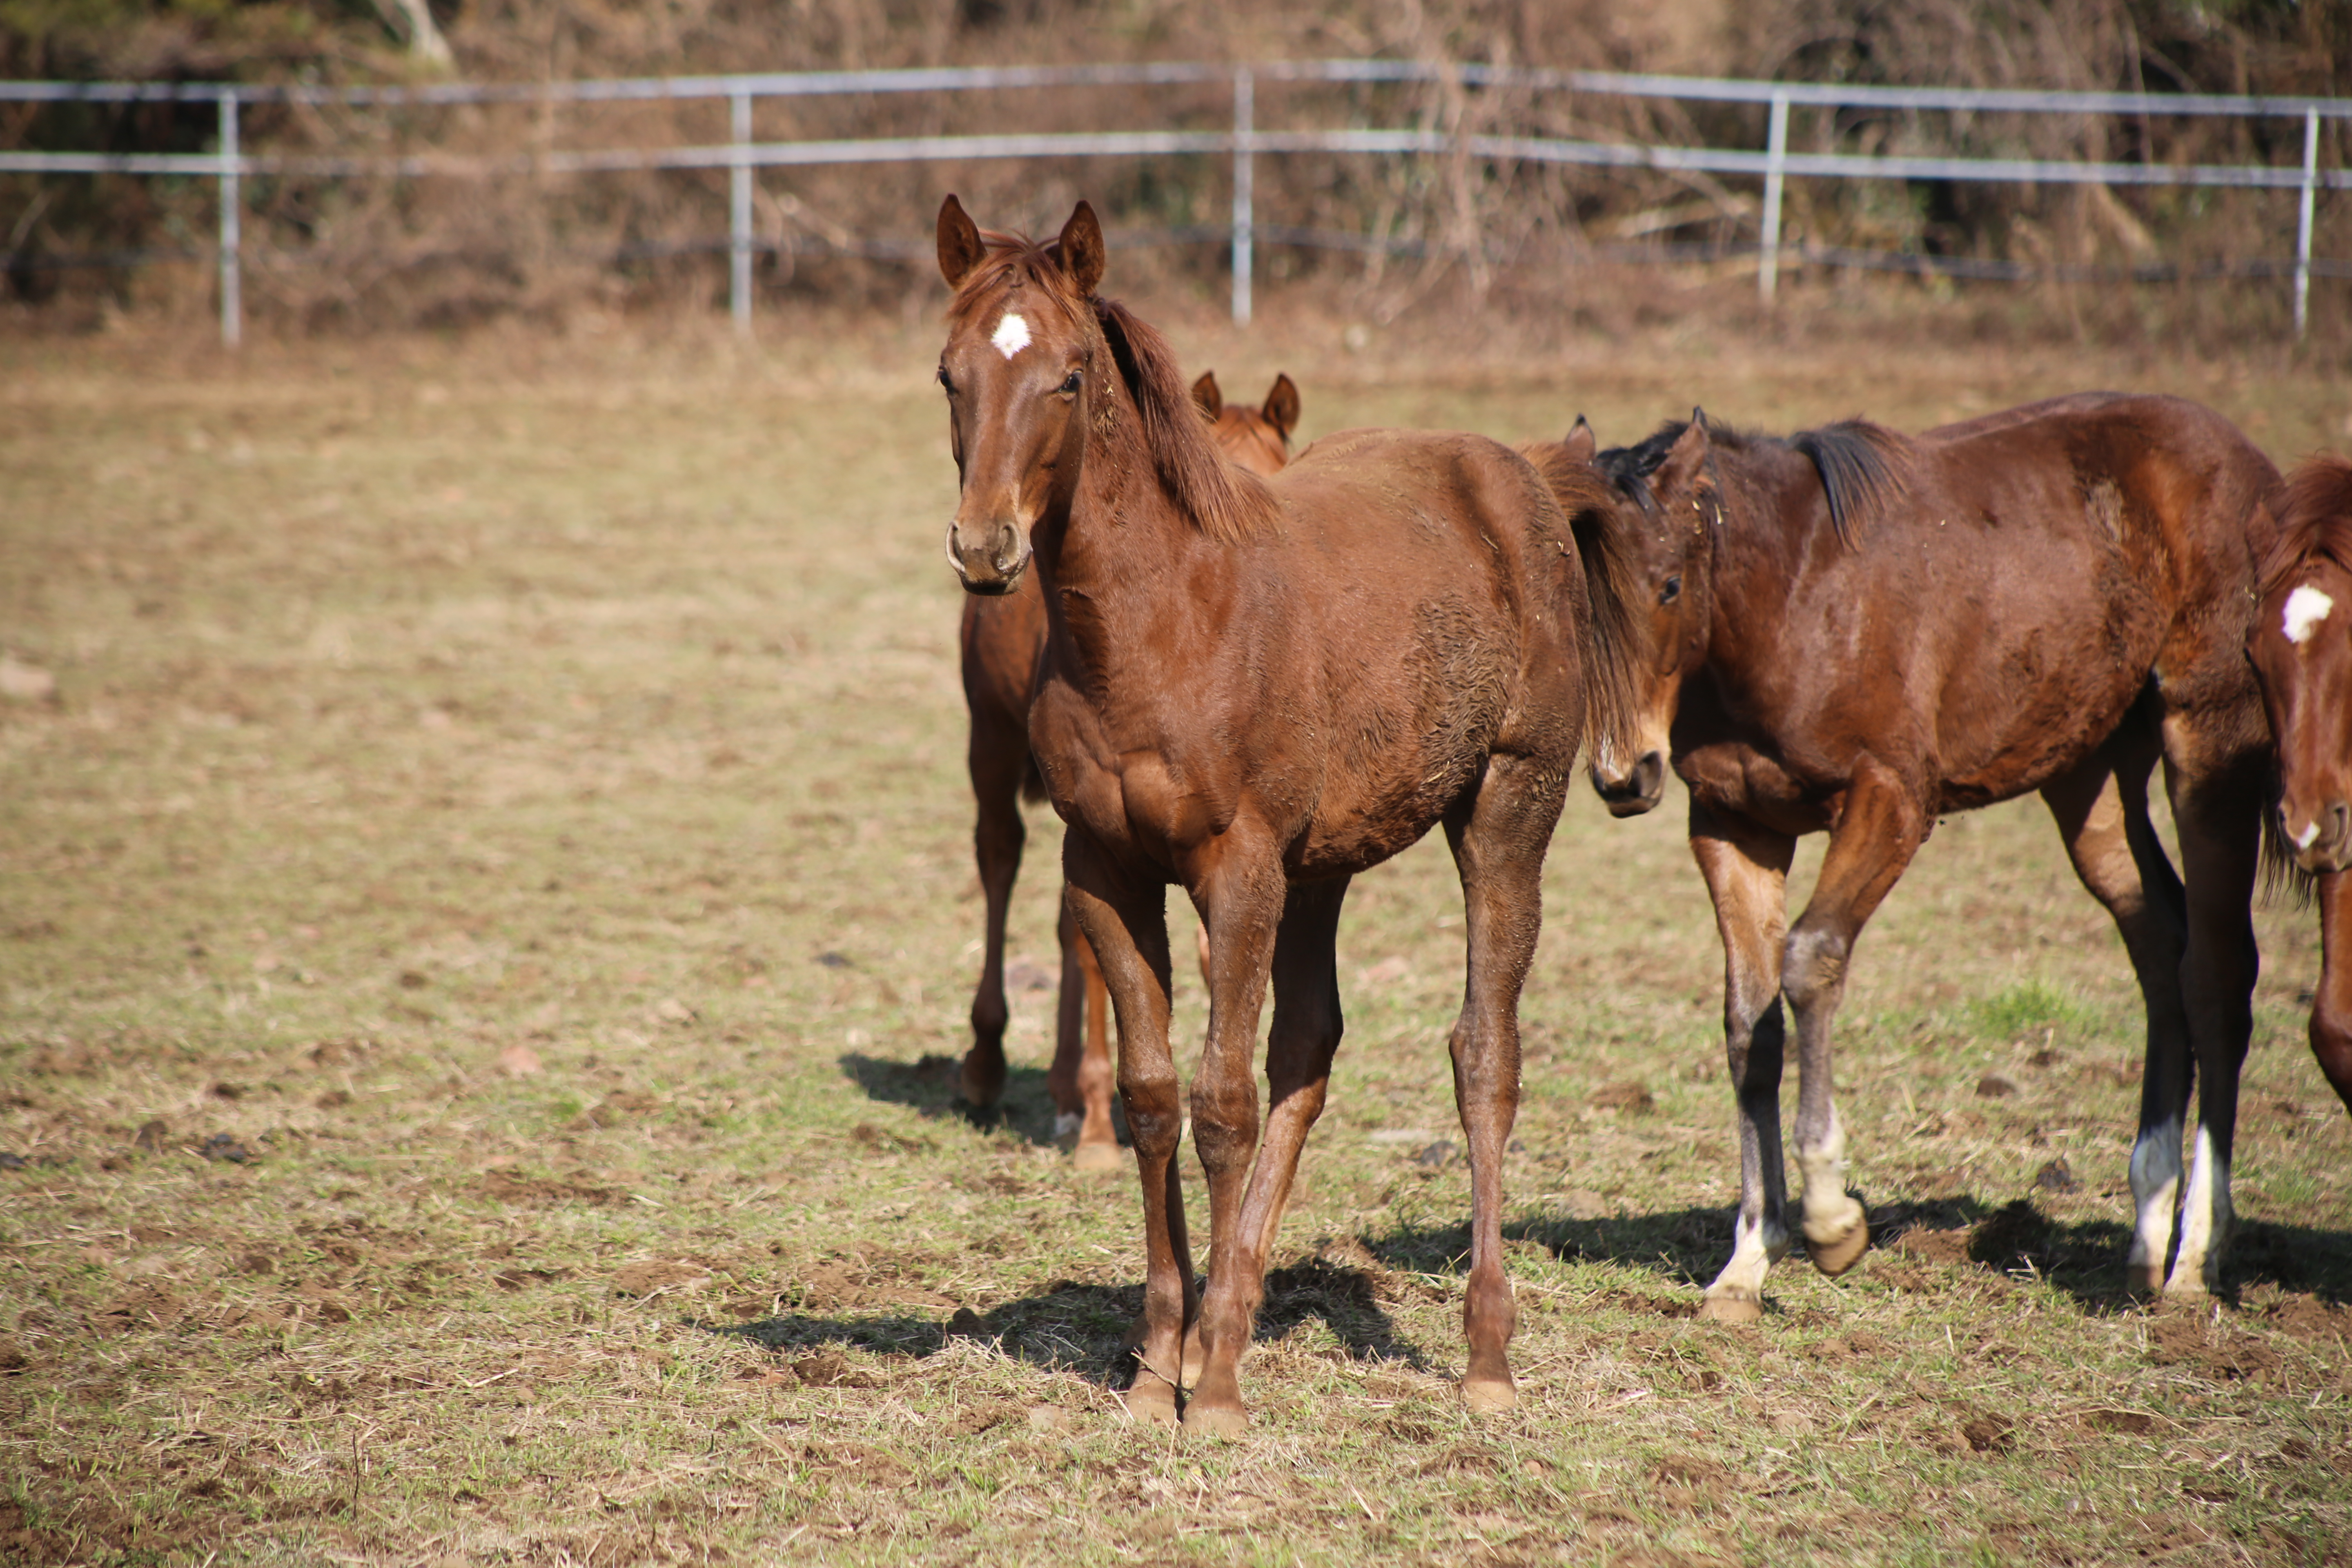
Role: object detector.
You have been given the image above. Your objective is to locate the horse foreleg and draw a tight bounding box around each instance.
[1047,898,1121,1169]
[1783,761,1927,1282]
[1444,752,1567,1408]
[1178,841,1287,1434]
[2162,747,2263,1295]
[962,735,1028,1109]
[1689,803,1797,1321]
[1183,880,1350,1405]
[2039,746,2189,1293]
[2312,871,2352,1118]
[1063,835,1184,1423]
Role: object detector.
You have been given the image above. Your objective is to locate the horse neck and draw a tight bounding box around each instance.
[1702,448,1815,633]
[1031,380,1219,667]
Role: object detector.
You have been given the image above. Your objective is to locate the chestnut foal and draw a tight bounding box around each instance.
[2247,454,2352,1115]
[934,196,1626,1429]
[958,366,1300,1168]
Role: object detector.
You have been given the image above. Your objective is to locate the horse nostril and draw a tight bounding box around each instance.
[1633,751,1665,800]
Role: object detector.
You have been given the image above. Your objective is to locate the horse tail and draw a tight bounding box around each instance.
[1521,438,1648,772]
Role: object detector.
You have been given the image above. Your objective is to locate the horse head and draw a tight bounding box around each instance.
[1191,371,1300,477]
[2250,456,2352,873]
[935,196,1108,595]
[1579,412,1721,816]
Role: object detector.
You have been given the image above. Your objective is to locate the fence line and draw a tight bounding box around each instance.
[3,59,2345,343]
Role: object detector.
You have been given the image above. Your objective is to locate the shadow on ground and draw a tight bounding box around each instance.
[1369,1192,2352,1314]
[840,1048,1133,1154]
[703,1256,1428,1380]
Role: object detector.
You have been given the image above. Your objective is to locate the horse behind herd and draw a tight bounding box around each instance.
[929,194,2350,1429]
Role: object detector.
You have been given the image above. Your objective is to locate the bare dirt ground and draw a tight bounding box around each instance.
[4,293,2351,1565]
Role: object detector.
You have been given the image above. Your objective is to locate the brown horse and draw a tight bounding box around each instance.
[935,195,1629,1429]
[957,369,1301,1169]
[1566,394,2279,1314]
[2247,454,2352,1114]
[1192,370,1301,479]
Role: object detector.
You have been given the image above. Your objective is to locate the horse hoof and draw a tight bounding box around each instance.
[1459,1376,1516,1414]
[1122,1375,1179,1426]
[1180,1399,1250,1437]
[1072,1140,1124,1173]
[2161,1270,2211,1299]
[1806,1220,1869,1278]
[1698,1290,1762,1323]
[959,1055,1005,1109]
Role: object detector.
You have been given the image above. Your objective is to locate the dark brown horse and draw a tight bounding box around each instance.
[935,195,1629,1429]
[958,369,1301,1169]
[2247,454,2352,1114]
[1565,394,2279,1313]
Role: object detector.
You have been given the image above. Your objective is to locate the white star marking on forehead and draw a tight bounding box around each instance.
[991,312,1031,359]
[2284,584,2336,646]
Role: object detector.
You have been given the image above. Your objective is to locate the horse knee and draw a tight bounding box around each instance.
[1188,1081,1259,1174]
[1780,927,1848,1013]
[1119,1072,1184,1155]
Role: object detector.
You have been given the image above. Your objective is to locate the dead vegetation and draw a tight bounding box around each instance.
[3,1,2349,346]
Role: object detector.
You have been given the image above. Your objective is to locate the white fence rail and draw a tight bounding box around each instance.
[3,59,2347,345]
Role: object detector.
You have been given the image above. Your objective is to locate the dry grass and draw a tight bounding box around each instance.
[3,305,2351,1565]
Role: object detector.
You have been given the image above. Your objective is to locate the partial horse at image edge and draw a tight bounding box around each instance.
[2248,452,2352,1116]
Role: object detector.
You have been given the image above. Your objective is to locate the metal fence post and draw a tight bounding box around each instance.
[1758,88,1788,303]
[1231,65,1253,327]
[730,89,753,334]
[2296,106,2319,341]
[218,89,240,347]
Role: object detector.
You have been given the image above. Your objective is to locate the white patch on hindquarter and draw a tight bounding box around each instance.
[992,312,1031,359]
[2284,584,2335,645]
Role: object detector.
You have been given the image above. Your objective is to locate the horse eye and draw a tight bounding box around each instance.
[1659,575,1682,606]
[1058,371,1082,395]
[937,366,955,395]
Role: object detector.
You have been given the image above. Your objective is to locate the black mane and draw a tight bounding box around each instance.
[1598,417,1910,548]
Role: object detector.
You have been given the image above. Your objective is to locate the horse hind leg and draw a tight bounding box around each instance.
[1442,750,1572,1409]
[1049,902,1121,1170]
[2040,748,2189,1294]
[1688,804,1797,1320]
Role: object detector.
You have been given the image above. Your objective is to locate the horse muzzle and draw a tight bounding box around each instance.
[1594,749,1667,817]
[2283,798,2352,874]
[946,517,1032,597]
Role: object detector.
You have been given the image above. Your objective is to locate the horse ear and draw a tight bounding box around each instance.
[938,195,985,289]
[1192,371,1223,418]
[1263,373,1301,440]
[1561,414,1596,464]
[1653,412,1713,501]
[1058,201,1107,296]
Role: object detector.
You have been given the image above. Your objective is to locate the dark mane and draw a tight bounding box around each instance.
[945,227,1275,546]
[1520,439,1648,768]
[1597,417,1911,548]
[2260,452,2352,593]
[1093,296,1278,545]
